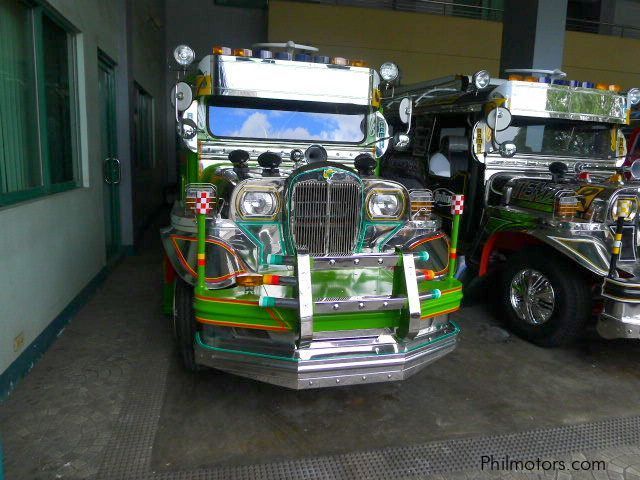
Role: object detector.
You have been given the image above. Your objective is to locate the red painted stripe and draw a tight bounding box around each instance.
[195,295,259,305]
[195,316,289,331]
[420,305,460,320]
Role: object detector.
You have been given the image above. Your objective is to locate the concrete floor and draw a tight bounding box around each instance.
[2,217,640,479]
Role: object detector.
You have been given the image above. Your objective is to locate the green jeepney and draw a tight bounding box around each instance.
[161,43,463,389]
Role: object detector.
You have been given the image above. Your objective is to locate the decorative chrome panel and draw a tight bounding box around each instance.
[290,178,361,255]
[202,55,373,105]
[492,81,629,124]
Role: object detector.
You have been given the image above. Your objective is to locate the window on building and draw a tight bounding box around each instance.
[0,0,78,206]
[133,84,154,170]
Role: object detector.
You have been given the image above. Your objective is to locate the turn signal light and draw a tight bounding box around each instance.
[349,59,368,67]
[236,274,263,287]
[233,48,252,57]
[555,195,579,218]
[508,74,523,81]
[420,269,436,280]
[213,46,231,55]
[409,190,434,221]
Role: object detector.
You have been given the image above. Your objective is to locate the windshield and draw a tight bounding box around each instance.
[208,100,367,144]
[494,118,616,159]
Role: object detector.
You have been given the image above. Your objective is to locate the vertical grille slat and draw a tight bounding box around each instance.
[291,179,361,256]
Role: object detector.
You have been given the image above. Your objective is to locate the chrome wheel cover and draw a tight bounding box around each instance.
[509,269,555,325]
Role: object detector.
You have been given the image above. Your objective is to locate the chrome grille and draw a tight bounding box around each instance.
[291,180,361,256]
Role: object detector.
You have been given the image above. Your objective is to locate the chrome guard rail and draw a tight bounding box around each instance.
[260,251,441,345]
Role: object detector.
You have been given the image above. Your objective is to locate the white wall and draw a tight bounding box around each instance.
[0,0,127,374]
[0,0,168,376]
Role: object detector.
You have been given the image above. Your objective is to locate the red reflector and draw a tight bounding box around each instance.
[262,274,281,285]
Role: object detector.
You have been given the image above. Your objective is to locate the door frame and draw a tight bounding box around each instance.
[98,50,121,261]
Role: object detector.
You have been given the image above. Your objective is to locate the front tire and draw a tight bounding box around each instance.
[173,280,201,372]
[499,247,591,347]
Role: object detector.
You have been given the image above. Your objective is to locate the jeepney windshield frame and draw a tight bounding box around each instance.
[205,96,370,145]
[492,116,618,161]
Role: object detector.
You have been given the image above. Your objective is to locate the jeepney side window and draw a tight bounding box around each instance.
[0,2,80,206]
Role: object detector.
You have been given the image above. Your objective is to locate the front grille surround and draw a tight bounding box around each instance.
[289,176,362,256]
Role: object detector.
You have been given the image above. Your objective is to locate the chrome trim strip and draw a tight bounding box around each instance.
[297,253,313,346]
[403,253,423,338]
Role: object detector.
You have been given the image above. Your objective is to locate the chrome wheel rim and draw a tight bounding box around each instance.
[509,269,555,325]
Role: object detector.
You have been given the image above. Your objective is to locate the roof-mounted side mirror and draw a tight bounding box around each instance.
[399,97,412,135]
[486,106,512,132]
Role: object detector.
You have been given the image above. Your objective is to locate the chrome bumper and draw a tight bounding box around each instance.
[598,277,640,339]
[194,320,459,389]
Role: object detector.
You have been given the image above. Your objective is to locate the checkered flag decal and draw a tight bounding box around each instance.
[196,192,213,215]
[451,194,465,215]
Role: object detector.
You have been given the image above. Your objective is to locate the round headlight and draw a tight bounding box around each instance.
[379,62,399,83]
[368,191,403,219]
[472,69,491,90]
[173,44,195,66]
[628,88,640,106]
[240,191,277,218]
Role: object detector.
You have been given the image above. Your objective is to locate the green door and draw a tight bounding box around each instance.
[98,52,120,260]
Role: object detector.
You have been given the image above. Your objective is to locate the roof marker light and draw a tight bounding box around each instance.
[254,49,274,59]
[582,81,595,88]
[213,46,231,55]
[508,74,523,81]
[609,84,622,92]
[233,48,252,57]
[331,56,348,66]
[570,80,581,87]
[350,59,368,67]
[313,55,330,64]
[539,76,552,83]
[275,52,293,60]
[596,82,608,90]
[294,53,313,62]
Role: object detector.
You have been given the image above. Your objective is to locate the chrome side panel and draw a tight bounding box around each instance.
[524,230,611,276]
[599,300,640,339]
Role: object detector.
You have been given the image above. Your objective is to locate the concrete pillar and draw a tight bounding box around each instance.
[499,0,568,76]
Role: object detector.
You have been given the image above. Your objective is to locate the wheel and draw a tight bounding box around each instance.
[499,247,591,347]
[173,279,201,372]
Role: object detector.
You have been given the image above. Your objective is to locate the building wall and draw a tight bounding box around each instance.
[0,0,126,376]
[268,1,502,84]
[269,0,640,89]
[130,0,168,238]
[0,0,166,378]
[164,0,267,183]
